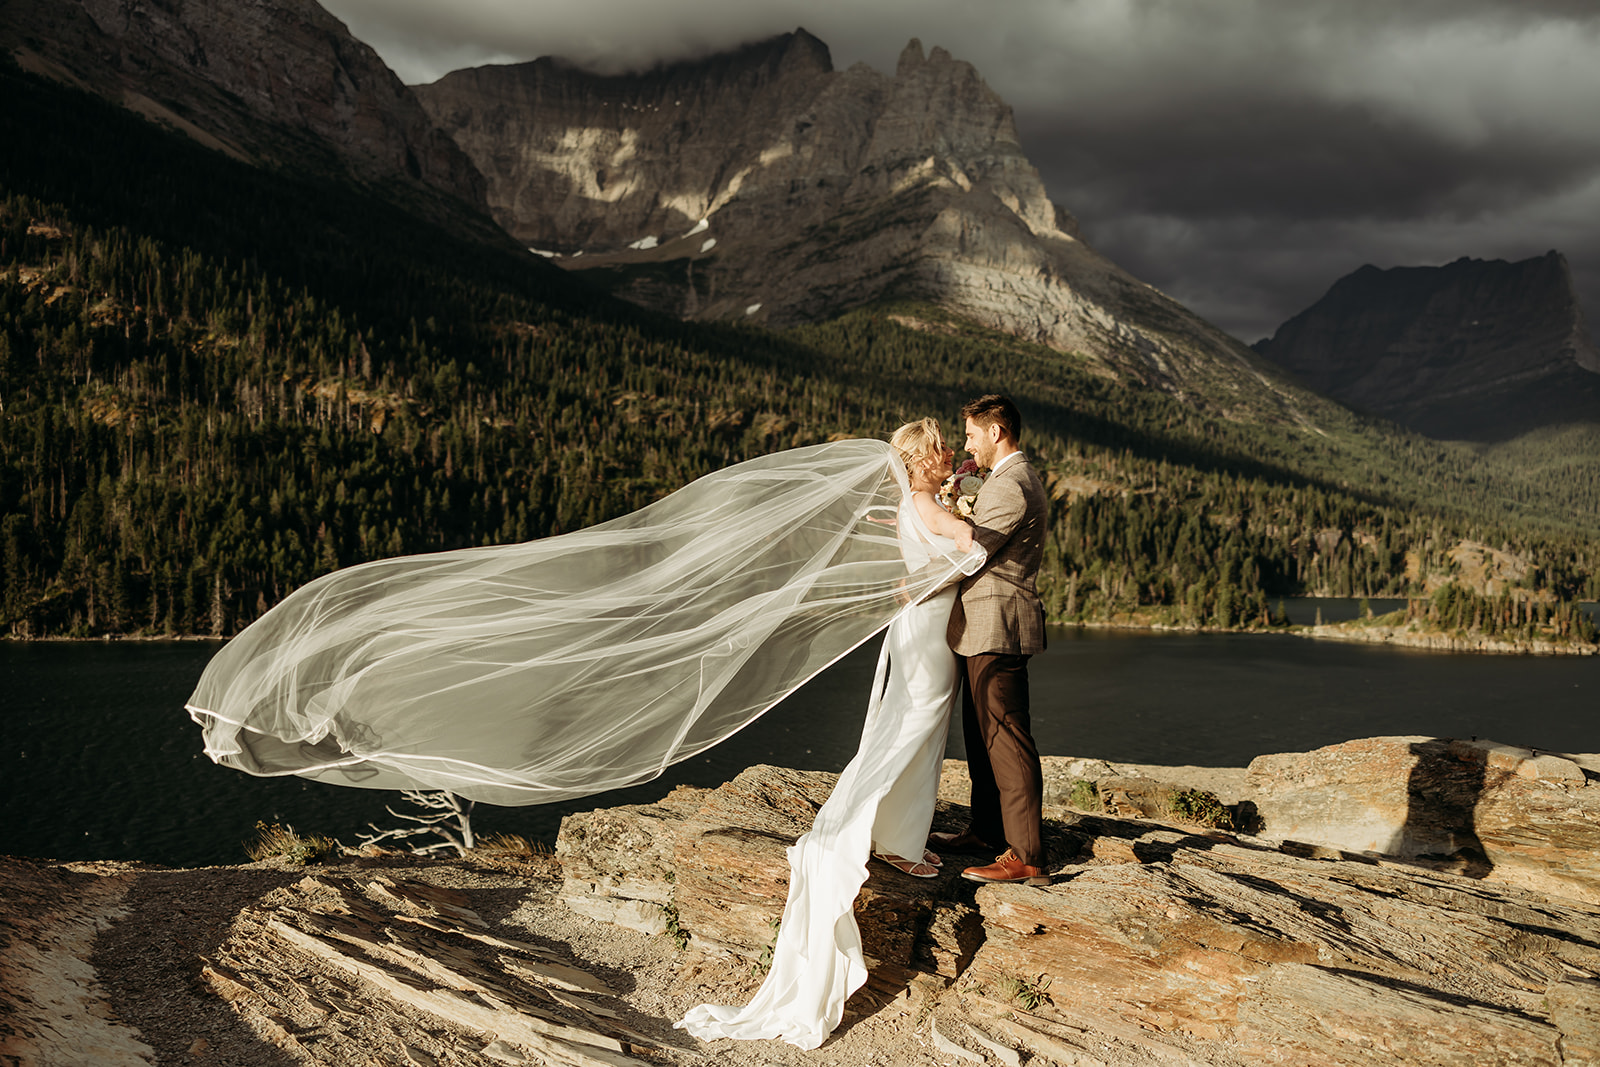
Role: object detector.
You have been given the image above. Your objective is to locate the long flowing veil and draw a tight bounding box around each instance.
[186,439,985,806]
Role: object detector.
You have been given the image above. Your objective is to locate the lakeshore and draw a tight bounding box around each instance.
[1072,613,1600,655]
[9,599,1600,655]
[1297,619,1600,655]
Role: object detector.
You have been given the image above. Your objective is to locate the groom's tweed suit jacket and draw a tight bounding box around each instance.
[947,454,1048,657]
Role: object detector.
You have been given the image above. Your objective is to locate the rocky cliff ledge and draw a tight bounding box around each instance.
[5,737,1598,1066]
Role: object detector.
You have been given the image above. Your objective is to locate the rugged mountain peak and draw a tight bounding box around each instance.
[2,0,489,223]
[775,26,833,75]
[1256,252,1600,440]
[417,31,1312,422]
[868,37,1023,165]
[897,37,926,75]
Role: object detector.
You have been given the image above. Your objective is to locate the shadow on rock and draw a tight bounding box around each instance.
[1405,737,1494,877]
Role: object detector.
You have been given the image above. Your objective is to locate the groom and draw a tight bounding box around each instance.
[933,394,1050,886]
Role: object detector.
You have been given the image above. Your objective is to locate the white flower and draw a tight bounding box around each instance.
[959,475,984,497]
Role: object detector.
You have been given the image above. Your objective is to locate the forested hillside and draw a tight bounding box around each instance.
[2,58,1595,643]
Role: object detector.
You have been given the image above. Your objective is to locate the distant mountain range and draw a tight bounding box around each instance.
[7,0,1598,446]
[0,0,495,237]
[412,30,1319,425]
[1255,253,1600,441]
[5,0,1600,643]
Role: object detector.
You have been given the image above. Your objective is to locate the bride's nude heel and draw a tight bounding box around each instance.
[872,850,940,878]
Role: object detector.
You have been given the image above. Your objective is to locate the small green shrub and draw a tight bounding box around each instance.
[662,901,690,951]
[1166,789,1233,830]
[753,916,782,976]
[246,821,339,865]
[998,972,1052,1011]
[1068,779,1101,812]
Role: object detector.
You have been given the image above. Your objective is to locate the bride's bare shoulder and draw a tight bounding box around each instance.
[908,489,944,521]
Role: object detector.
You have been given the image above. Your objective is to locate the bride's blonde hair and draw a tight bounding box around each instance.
[890,418,945,474]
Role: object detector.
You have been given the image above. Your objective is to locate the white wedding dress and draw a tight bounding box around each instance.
[677,495,963,1050]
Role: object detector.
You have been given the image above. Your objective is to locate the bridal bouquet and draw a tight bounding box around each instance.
[937,460,987,518]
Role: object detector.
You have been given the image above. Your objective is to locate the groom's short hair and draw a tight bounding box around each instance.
[961,394,1021,443]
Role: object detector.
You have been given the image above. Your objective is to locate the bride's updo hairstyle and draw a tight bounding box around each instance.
[890,418,944,476]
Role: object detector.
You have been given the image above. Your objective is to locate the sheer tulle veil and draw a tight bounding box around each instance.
[186,439,985,806]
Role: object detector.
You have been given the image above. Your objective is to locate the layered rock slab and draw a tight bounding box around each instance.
[0,859,154,1066]
[972,843,1600,1064]
[560,744,1600,1064]
[557,766,991,977]
[1246,736,1600,905]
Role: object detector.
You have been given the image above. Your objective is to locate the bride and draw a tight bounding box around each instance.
[184,420,983,1051]
[677,417,975,1050]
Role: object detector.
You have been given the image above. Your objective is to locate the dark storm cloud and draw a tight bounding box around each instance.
[1019,88,1600,339]
[979,0,1600,338]
[321,0,1600,342]
[1023,98,1600,225]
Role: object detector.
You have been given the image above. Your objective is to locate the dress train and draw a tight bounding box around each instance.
[676,500,960,1049]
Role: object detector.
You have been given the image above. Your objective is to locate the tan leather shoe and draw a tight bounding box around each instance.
[960,848,1049,886]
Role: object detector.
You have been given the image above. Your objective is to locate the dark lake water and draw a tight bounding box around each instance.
[4,600,1596,869]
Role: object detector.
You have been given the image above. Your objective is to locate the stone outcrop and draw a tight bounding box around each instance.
[209,872,664,1067]
[559,740,1600,1064]
[557,767,981,977]
[1255,252,1600,440]
[1,0,490,228]
[416,32,1316,423]
[970,843,1600,1065]
[1246,736,1600,903]
[0,854,665,1067]
[7,737,1600,1066]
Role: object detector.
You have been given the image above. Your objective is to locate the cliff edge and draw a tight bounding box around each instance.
[5,737,1599,1066]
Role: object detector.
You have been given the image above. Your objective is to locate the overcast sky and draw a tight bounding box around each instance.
[322,0,1600,343]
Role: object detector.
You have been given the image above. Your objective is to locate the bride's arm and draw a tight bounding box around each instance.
[912,490,974,552]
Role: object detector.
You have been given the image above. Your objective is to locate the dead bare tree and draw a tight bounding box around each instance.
[355,790,476,855]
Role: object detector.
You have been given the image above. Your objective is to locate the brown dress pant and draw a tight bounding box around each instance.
[960,652,1044,867]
